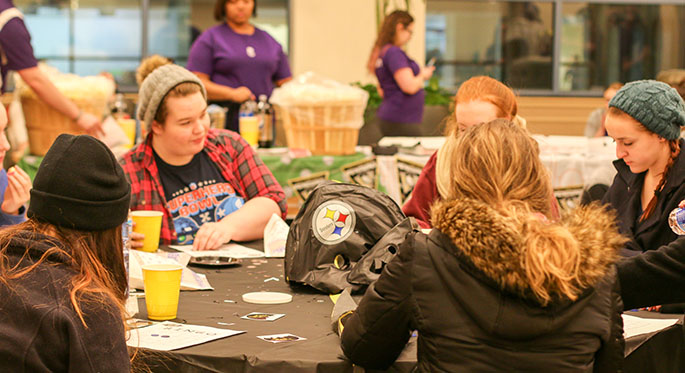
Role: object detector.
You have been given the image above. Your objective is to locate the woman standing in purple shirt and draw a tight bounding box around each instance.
[367,10,434,137]
[187,0,292,132]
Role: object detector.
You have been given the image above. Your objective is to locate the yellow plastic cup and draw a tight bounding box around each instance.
[239,116,259,146]
[117,118,136,148]
[131,210,163,253]
[142,263,183,321]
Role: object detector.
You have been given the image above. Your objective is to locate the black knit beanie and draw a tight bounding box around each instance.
[27,134,131,231]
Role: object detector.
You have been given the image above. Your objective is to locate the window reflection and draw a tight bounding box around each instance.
[426,1,553,91]
[560,3,685,92]
[149,0,192,61]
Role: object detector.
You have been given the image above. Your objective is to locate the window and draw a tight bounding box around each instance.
[426,0,685,95]
[15,0,289,91]
[560,2,685,92]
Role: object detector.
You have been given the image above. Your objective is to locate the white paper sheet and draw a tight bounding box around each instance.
[126,321,244,351]
[169,243,266,259]
[263,213,289,258]
[129,250,213,291]
[622,314,680,339]
[125,294,139,317]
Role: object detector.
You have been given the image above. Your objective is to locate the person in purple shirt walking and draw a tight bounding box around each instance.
[367,10,434,137]
[187,0,291,132]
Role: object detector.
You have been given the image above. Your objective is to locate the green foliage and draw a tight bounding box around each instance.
[352,82,383,109]
[352,78,452,109]
[424,76,453,107]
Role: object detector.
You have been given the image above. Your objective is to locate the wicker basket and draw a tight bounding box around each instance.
[21,96,107,156]
[274,100,365,155]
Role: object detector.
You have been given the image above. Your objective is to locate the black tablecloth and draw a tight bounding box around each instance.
[134,245,684,373]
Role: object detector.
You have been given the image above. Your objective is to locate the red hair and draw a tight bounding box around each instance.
[444,76,518,136]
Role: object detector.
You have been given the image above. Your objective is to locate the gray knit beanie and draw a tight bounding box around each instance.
[136,64,207,130]
[608,79,685,140]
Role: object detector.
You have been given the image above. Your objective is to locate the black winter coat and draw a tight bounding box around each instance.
[341,199,625,372]
[0,231,130,372]
[602,139,685,255]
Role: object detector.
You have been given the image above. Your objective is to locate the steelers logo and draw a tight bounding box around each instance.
[311,201,356,245]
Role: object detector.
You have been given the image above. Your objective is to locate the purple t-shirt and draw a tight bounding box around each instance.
[375,45,424,124]
[0,1,38,92]
[187,24,291,98]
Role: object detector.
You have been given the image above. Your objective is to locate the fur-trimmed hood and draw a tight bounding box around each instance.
[432,198,624,302]
[427,198,625,340]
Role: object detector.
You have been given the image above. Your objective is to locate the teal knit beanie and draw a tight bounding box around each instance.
[609,80,685,140]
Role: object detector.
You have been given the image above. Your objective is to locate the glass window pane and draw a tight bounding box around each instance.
[426,1,554,91]
[17,0,141,90]
[560,3,685,92]
[253,0,289,54]
[73,1,141,57]
[149,0,192,60]
[16,2,70,58]
[74,60,141,87]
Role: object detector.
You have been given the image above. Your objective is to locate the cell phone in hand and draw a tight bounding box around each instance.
[427,57,437,67]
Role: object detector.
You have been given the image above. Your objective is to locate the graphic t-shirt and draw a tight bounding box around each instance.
[155,151,244,245]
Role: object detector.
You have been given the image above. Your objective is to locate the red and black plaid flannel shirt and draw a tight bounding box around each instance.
[119,129,287,244]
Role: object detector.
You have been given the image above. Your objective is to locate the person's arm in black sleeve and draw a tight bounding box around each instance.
[617,236,685,310]
[340,234,417,370]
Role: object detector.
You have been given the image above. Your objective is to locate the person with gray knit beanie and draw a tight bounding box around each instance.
[120,55,286,251]
[602,79,685,256]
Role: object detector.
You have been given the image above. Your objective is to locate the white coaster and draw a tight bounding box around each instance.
[242,291,293,304]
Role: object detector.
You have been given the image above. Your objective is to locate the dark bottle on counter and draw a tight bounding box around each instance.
[257,94,274,148]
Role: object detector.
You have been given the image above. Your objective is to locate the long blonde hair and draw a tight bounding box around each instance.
[440,119,596,304]
[436,76,523,199]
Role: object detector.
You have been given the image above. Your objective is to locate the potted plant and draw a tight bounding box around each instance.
[422,76,453,136]
[352,78,452,143]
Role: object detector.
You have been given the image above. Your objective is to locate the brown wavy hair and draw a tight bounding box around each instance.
[436,76,523,199]
[443,119,591,303]
[0,219,128,325]
[607,106,681,222]
[366,10,414,74]
[137,55,203,127]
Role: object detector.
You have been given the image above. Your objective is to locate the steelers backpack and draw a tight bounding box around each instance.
[284,181,418,294]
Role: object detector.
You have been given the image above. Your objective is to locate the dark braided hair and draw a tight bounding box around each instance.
[641,139,681,221]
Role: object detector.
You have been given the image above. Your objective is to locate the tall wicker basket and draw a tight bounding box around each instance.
[274,100,365,155]
[21,96,107,156]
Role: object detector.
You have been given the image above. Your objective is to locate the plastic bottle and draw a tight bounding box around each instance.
[257,94,274,148]
[121,215,132,296]
[239,100,259,146]
[111,93,129,120]
[668,206,685,235]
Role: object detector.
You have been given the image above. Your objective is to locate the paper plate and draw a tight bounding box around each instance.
[242,291,293,305]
